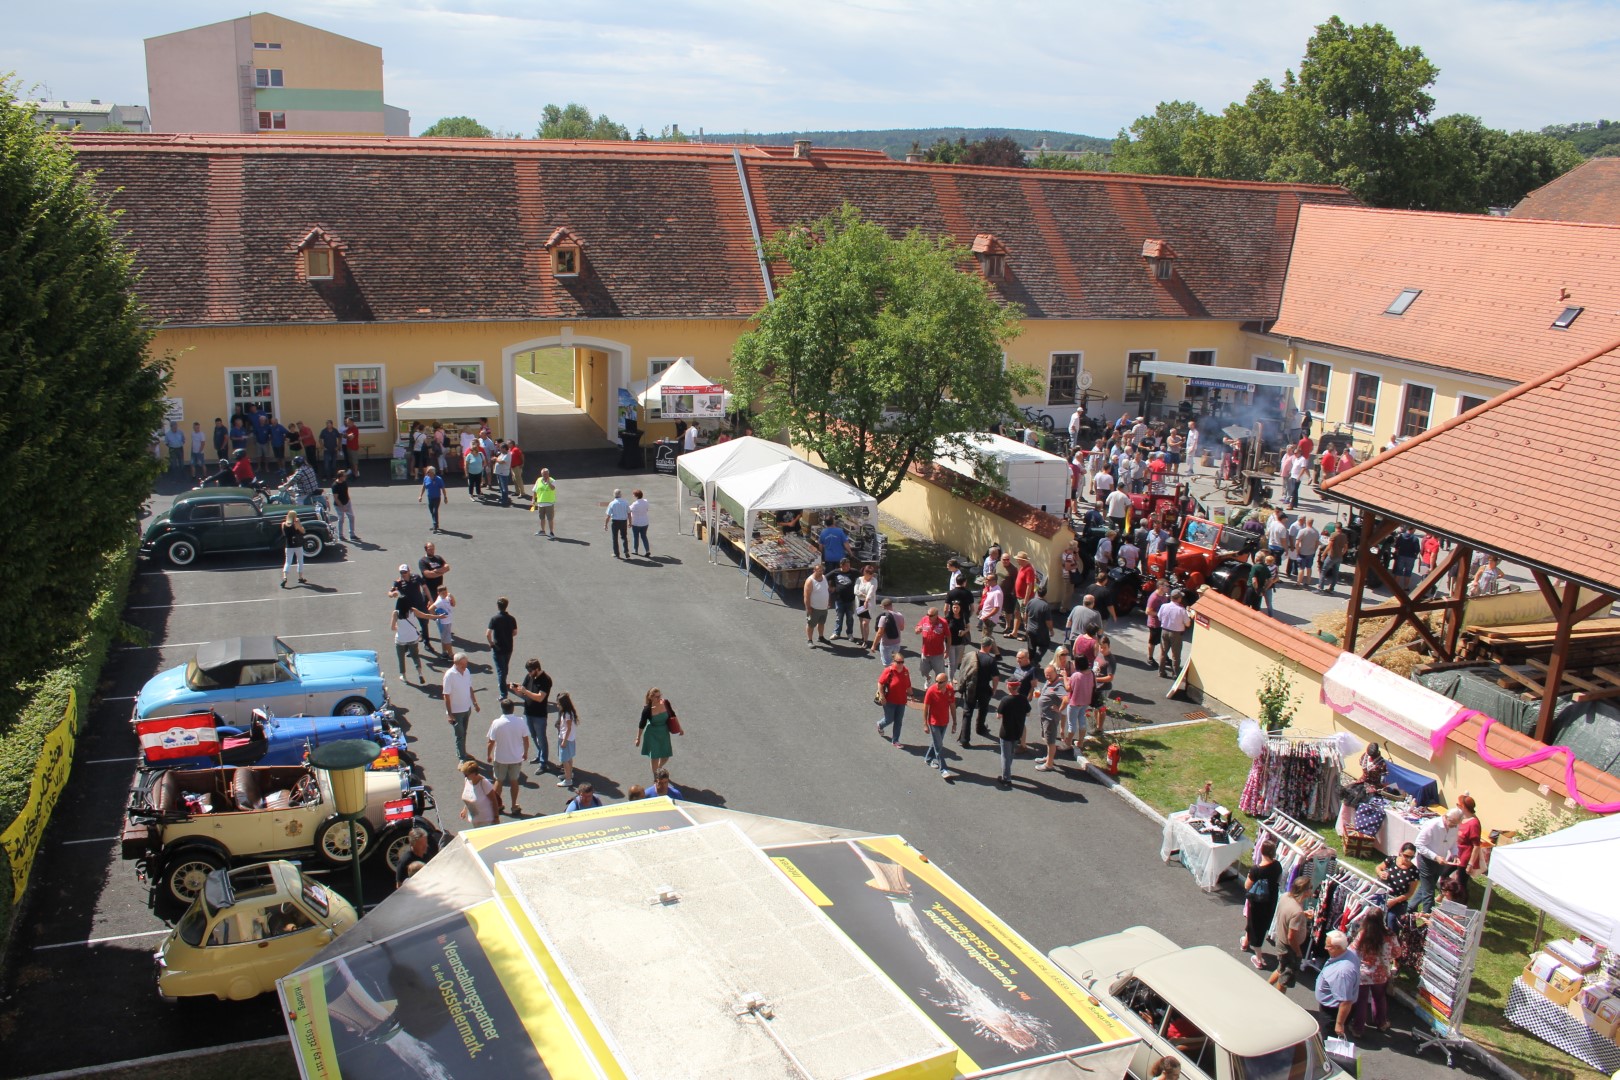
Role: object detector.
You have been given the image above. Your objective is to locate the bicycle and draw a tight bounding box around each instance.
[1018,406,1056,433]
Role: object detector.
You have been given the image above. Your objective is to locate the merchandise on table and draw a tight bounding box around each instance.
[1414,901,1484,1039]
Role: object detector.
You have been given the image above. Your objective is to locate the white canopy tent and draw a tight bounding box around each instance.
[1487,813,1620,948]
[1137,360,1300,389]
[712,458,877,596]
[933,431,1070,512]
[392,368,502,422]
[673,436,798,538]
[634,356,734,411]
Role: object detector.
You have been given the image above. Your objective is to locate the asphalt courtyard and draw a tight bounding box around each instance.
[0,452,1497,1080]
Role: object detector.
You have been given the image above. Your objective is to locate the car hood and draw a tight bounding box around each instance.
[135,665,197,718]
[295,650,380,682]
[1048,925,1180,991]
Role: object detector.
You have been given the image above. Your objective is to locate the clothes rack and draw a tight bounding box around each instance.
[1240,736,1344,821]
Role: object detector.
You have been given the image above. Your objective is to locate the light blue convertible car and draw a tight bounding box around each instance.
[135,636,387,726]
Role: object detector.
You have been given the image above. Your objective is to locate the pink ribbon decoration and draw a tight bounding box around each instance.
[1471,716,1620,815]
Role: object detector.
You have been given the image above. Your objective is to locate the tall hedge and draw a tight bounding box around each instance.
[0,78,169,709]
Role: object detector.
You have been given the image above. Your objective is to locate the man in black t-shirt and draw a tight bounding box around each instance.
[485,597,518,693]
[512,658,554,770]
[827,558,858,640]
[389,565,434,645]
[1080,572,1116,621]
[419,541,449,598]
[1022,585,1054,667]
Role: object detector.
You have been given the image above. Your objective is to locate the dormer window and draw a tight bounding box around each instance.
[304,246,333,280]
[972,234,1008,281]
[545,226,585,278]
[1142,239,1177,281]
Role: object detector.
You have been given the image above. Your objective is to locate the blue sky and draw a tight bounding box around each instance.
[5,1,1616,137]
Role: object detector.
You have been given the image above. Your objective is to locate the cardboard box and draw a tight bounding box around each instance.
[1579,987,1620,1041]
[1523,954,1583,1006]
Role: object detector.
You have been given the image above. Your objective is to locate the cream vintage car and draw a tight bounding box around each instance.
[156,860,358,1001]
[1049,926,1349,1080]
[122,761,434,906]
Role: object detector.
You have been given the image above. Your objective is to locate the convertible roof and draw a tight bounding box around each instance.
[196,636,280,671]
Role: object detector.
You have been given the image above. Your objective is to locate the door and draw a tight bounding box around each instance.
[216,501,270,551]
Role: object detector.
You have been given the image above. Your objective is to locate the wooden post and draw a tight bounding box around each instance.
[1535,581,1580,743]
[1344,509,1376,654]
[1442,545,1473,660]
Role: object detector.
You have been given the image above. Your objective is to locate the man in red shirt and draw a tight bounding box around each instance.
[230,449,256,487]
[914,606,950,684]
[1011,552,1038,639]
[342,417,361,477]
[508,443,525,494]
[921,672,956,779]
[875,655,912,748]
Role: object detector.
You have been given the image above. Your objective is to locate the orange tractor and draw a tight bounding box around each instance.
[1144,516,1262,599]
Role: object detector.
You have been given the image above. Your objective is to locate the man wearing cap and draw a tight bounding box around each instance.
[442,652,481,762]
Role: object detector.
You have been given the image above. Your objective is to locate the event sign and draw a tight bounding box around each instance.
[658,384,724,419]
[462,798,695,869]
[0,690,76,904]
[765,835,1135,1074]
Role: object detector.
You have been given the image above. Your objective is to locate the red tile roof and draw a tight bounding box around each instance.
[1323,336,1620,594]
[1509,158,1620,225]
[67,133,1355,327]
[1270,204,1620,384]
[1195,591,1341,674]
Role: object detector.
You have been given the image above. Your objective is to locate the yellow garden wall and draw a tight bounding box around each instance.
[1189,610,1585,832]
[880,470,1068,598]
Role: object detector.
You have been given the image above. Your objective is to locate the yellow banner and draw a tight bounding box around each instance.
[1,690,77,905]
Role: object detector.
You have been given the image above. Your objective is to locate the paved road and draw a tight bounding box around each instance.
[0,454,1496,1079]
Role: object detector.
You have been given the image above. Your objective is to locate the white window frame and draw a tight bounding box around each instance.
[304,247,333,281]
[254,68,284,88]
[1456,393,1488,417]
[1397,381,1437,439]
[1302,360,1332,417]
[224,367,279,421]
[1046,352,1082,406]
[1346,369,1381,430]
[648,357,679,381]
[253,41,282,50]
[257,111,286,131]
[436,362,484,385]
[334,364,388,430]
[1124,349,1156,403]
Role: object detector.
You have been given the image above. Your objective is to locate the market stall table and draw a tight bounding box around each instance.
[1160,810,1245,891]
[715,525,820,595]
[1504,979,1620,1072]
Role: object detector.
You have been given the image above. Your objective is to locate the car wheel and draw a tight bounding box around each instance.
[316,816,373,865]
[162,849,225,904]
[301,533,325,559]
[333,696,373,717]
[164,538,198,567]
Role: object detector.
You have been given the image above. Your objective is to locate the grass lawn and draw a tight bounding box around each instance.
[1109,721,1606,1080]
[517,347,576,400]
[103,1041,297,1080]
[876,523,963,597]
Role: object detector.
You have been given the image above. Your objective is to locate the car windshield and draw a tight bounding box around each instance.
[184,660,226,691]
[276,638,299,679]
[300,875,330,917]
[1182,520,1218,548]
[1235,1035,1336,1080]
[1216,528,1253,554]
[176,902,208,947]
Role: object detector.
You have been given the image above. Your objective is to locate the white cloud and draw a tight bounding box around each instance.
[4,0,1614,137]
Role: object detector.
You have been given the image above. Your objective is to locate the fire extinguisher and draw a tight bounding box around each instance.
[1106,743,1121,777]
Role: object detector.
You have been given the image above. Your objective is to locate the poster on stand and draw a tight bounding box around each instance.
[659,384,725,419]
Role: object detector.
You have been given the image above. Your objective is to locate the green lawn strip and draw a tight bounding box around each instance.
[516,347,576,399]
[95,1040,297,1080]
[875,524,959,597]
[1108,721,1604,1080]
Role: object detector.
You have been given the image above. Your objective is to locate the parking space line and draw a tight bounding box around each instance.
[34,929,169,951]
[100,695,136,702]
[117,628,375,651]
[128,591,362,610]
[61,836,118,846]
[83,756,138,764]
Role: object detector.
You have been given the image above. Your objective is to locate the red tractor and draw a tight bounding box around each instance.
[1144,517,1262,599]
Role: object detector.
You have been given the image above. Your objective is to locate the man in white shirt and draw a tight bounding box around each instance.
[1287,452,1310,509]
[1264,510,1289,558]
[1117,537,1141,571]
[442,653,481,762]
[486,700,531,818]
[1091,468,1114,500]
[1413,808,1464,913]
[1105,487,1132,535]
[628,488,652,557]
[1156,589,1191,677]
[1067,409,1083,446]
[1293,518,1322,587]
[682,423,699,453]
[604,488,631,559]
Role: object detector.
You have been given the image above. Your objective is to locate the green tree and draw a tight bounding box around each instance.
[731,205,1038,502]
[0,80,170,698]
[420,115,492,138]
[1028,150,1111,171]
[536,103,629,141]
[921,136,969,164]
[961,135,1026,168]
[1109,100,1213,176]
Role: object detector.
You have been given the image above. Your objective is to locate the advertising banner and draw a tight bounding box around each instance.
[134,712,220,764]
[765,835,1135,1074]
[658,385,724,419]
[281,904,561,1080]
[1,690,76,904]
[463,798,695,869]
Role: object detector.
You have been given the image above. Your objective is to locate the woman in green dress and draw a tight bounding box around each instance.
[635,687,679,781]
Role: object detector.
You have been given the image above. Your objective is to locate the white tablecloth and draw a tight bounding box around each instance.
[1161,811,1245,891]
[1376,807,1427,857]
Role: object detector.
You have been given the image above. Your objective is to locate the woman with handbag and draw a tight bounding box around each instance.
[1240,838,1282,954]
[636,687,680,781]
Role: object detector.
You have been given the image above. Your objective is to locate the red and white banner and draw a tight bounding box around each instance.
[135,712,221,762]
[659,384,725,419]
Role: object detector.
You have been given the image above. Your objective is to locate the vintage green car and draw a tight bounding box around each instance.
[155,860,358,1001]
[140,488,336,567]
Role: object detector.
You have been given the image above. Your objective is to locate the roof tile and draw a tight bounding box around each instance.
[1508,159,1620,225]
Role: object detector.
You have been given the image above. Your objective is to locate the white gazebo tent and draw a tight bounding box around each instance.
[713,459,877,596]
[673,436,798,539]
[392,369,502,425]
[1487,813,1620,949]
[635,356,733,411]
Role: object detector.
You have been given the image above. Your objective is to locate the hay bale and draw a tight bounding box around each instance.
[1311,608,1440,675]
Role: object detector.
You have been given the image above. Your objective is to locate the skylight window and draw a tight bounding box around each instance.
[1552,306,1583,330]
[1384,288,1421,316]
